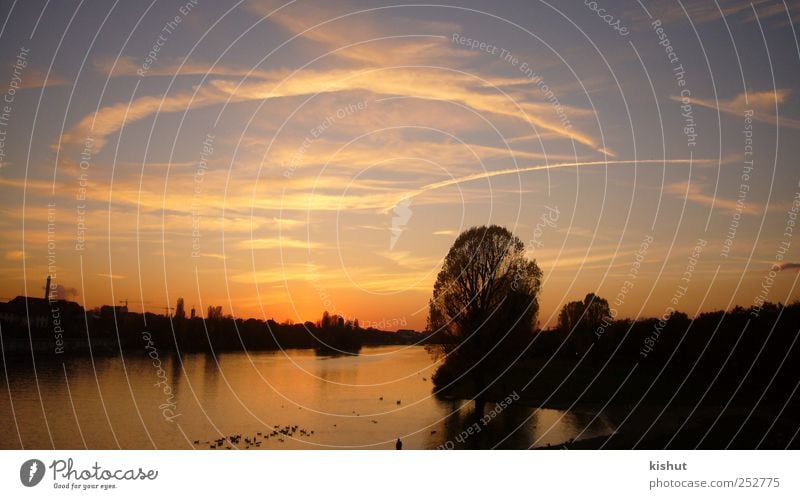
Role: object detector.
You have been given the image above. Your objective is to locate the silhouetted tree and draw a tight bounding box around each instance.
[558,293,610,355]
[427,225,542,413]
[175,298,185,320]
[313,310,361,355]
[320,310,332,329]
[207,305,223,320]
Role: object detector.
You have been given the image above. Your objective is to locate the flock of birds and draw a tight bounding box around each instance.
[194,425,315,449]
[193,389,427,449]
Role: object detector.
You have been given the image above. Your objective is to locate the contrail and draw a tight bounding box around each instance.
[382,158,707,212]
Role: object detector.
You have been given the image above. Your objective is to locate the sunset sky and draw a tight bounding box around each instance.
[1,0,799,330]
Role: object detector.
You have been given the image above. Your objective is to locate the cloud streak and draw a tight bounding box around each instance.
[665,181,763,216]
[383,158,706,212]
[675,90,800,129]
[62,0,610,156]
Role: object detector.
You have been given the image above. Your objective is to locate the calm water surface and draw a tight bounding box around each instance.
[0,346,613,449]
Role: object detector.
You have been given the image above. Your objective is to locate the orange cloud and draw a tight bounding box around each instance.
[674,90,800,129]
[5,250,25,261]
[245,0,469,66]
[665,181,762,216]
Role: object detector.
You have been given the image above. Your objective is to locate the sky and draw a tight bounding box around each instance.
[0,0,799,330]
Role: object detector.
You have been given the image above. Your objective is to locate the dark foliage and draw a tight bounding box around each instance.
[426,225,542,400]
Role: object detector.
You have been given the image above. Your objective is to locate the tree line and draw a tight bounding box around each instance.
[425,225,800,412]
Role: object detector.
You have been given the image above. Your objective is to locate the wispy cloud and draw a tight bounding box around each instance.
[677,89,800,129]
[97,273,126,280]
[376,250,440,270]
[245,0,469,65]
[237,237,325,250]
[628,0,790,26]
[665,181,762,215]
[62,0,609,157]
[56,86,220,151]
[4,250,25,261]
[20,70,68,90]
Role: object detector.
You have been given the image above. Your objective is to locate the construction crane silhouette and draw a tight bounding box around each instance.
[163,306,174,317]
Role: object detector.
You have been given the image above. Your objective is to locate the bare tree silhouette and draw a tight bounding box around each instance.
[426,225,542,414]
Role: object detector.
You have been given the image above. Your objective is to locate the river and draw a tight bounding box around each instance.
[0,346,614,449]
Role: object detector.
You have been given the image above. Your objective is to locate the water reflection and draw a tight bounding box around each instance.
[0,346,613,449]
[425,399,613,449]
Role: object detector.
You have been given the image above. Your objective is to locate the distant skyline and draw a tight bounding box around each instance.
[1,0,799,330]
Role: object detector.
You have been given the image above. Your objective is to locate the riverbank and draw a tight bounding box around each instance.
[436,357,799,449]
